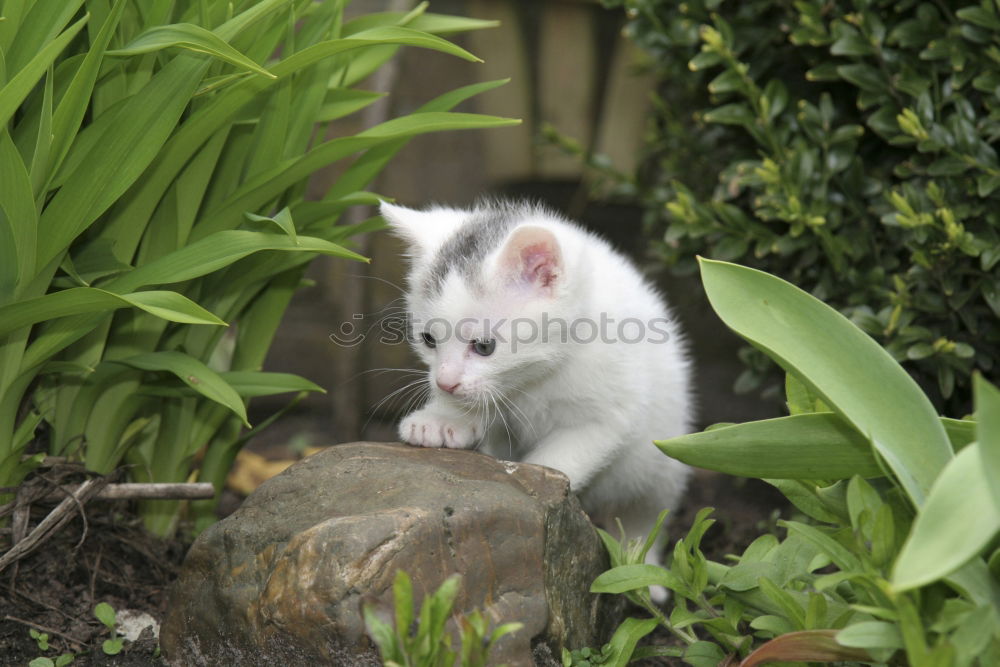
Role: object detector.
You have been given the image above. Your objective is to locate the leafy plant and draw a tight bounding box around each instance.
[26,628,74,666]
[93,602,123,656]
[363,569,523,667]
[28,656,74,667]
[594,258,1000,665]
[0,0,516,535]
[604,0,1000,412]
[29,628,50,652]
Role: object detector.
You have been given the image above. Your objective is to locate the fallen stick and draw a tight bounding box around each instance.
[66,482,216,500]
[0,482,216,517]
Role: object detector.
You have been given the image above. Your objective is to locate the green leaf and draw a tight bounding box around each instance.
[363,604,399,662]
[344,11,498,36]
[682,640,728,667]
[49,0,127,180]
[246,208,297,244]
[0,129,36,295]
[785,373,828,415]
[837,64,884,92]
[102,638,123,655]
[115,351,249,427]
[220,371,324,397]
[836,620,904,650]
[657,413,882,479]
[590,564,683,594]
[957,6,1000,31]
[697,258,952,507]
[317,89,386,122]
[392,569,412,652]
[0,15,88,130]
[976,376,1000,511]
[114,231,367,292]
[892,442,1000,591]
[602,617,659,667]
[94,602,116,628]
[767,480,845,524]
[703,103,754,126]
[943,417,976,451]
[0,288,226,337]
[779,520,861,572]
[108,23,276,78]
[37,53,211,269]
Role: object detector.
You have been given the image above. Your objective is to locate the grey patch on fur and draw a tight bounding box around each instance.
[423,199,551,297]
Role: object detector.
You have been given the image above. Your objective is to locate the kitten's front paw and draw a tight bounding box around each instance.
[399,410,479,449]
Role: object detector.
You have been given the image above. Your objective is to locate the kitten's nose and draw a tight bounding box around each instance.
[436,378,460,394]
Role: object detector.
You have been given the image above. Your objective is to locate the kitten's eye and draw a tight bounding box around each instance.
[472,338,496,356]
[421,332,437,349]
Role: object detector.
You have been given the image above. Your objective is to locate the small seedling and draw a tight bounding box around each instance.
[94,602,124,656]
[364,570,522,667]
[28,655,74,667]
[29,628,50,651]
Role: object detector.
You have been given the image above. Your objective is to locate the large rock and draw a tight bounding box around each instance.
[161,442,621,666]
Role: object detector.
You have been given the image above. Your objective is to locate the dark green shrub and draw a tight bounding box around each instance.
[606,0,1000,411]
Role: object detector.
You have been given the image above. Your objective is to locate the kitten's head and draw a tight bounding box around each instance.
[382,200,576,402]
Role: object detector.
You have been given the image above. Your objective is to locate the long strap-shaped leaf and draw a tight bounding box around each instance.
[19,231,364,372]
[698,258,951,506]
[114,351,249,427]
[35,52,211,270]
[657,413,883,479]
[100,26,503,258]
[0,288,226,337]
[107,23,277,78]
[0,15,89,131]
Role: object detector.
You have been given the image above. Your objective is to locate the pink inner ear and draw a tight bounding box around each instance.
[521,242,558,288]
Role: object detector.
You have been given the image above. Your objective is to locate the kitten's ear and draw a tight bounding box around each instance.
[498,225,562,295]
[380,201,460,257]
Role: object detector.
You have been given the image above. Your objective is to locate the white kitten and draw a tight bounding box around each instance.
[382,200,693,596]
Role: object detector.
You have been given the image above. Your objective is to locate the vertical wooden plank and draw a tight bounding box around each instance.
[537,0,595,179]
[594,36,654,175]
[467,0,535,184]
